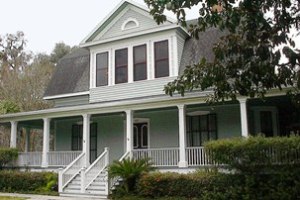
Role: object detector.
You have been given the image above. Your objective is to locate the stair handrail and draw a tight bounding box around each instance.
[59,152,85,192]
[109,151,130,189]
[84,147,109,189]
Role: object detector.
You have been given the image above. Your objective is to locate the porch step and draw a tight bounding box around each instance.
[85,171,108,195]
[60,192,108,199]
[63,174,81,193]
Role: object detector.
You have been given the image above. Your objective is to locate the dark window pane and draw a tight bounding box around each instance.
[142,125,148,147]
[115,66,128,83]
[134,45,146,63]
[200,115,208,131]
[134,45,147,81]
[155,40,168,59]
[96,52,108,86]
[115,48,128,84]
[186,114,218,147]
[155,60,169,77]
[134,126,138,149]
[154,40,169,78]
[208,114,217,131]
[134,63,147,81]
[260,111,273,137]
[96,53,108,69]
[115,48,128,66]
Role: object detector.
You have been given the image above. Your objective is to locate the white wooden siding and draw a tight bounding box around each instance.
[90,76,176,103]
[177,36,185,71]
[96,6,171,41]
[53,95,89,107]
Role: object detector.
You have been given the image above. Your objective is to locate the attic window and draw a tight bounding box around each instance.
[121,18,139,30]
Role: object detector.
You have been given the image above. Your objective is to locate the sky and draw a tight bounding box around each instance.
[0,0,199,55]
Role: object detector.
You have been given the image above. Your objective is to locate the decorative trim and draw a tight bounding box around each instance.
[121,18,139,30]
[43,91,90,100]
[80,24,187,48]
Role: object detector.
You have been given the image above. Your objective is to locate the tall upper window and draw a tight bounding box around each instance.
[133,44,147,81]
[154,40,169,78]
[96,52,108,87]
[115,48,128,84]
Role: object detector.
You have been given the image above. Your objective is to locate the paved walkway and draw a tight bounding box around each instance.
[0,193,107,200]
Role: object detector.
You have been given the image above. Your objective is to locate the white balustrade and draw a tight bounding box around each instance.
[18,152,42,166]
[48,151,82,166]
[132,148,179,167]
[59,152,85,192]
[186,147,214,166]
[84,148,109,190]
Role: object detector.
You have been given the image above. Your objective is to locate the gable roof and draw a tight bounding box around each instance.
[179,25,227,75]
[43,48,90,98]
[81,0,176,45]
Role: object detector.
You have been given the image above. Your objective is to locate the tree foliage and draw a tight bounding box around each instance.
[50,42,76,65]
[0,100,20,114]
[145,0,300,102]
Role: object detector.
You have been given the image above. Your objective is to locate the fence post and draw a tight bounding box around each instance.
[58,168,63,193]
[80,167,86,193]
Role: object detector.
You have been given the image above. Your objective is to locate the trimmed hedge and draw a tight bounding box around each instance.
[0,170,58,195]
[0,148,18,169]
[205,135,300,172]
[137,171,300,200]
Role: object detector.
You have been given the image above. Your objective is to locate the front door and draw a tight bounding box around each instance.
[252,107,278,137]
[71,123,98,163]
[133,122,148,149]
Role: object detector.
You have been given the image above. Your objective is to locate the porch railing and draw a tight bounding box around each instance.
[48,151,82,166]
[84,147,109,191]
[186,147,214,166]
[132,148,179,167]
[18,152,42,167]
[59,152,85,192]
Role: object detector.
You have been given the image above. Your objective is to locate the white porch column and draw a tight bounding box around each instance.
[10,121,18,148]
[239,98,249,138]
[42,118,51,168]
[82,114,91,168]
[25,128,30,152]
[178,104,188,168]
[125,110,133,157]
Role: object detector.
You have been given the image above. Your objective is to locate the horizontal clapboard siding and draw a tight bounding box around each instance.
[53,95,89,107]
[90,77,175,103]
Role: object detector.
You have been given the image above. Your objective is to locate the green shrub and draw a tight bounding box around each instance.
[0,170,58,195]
[205,135,300,173]
[137,171,300,200]
[109,158,154,194]
[0,148,18,169]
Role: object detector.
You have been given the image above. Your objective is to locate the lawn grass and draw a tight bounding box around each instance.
[0,197,27,200]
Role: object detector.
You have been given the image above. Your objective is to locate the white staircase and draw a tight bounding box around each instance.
[85,171,108,195]
[58,148,110,199]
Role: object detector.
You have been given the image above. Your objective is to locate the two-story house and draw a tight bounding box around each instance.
[0,0,299,198]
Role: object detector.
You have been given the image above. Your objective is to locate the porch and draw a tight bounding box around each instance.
[3,95,299,170]
[15,146,212,168]
[1,94,299,197]
[17,151,81,168]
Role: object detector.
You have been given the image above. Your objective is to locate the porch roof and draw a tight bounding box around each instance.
[0,91,214,123]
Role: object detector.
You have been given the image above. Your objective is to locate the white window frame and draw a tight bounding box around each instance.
[152,38,171,79]
[90,33,175,88]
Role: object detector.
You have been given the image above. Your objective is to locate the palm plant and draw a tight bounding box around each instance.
[108,157,154,193]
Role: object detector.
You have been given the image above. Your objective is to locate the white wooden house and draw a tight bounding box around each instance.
[0,0,299,198]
